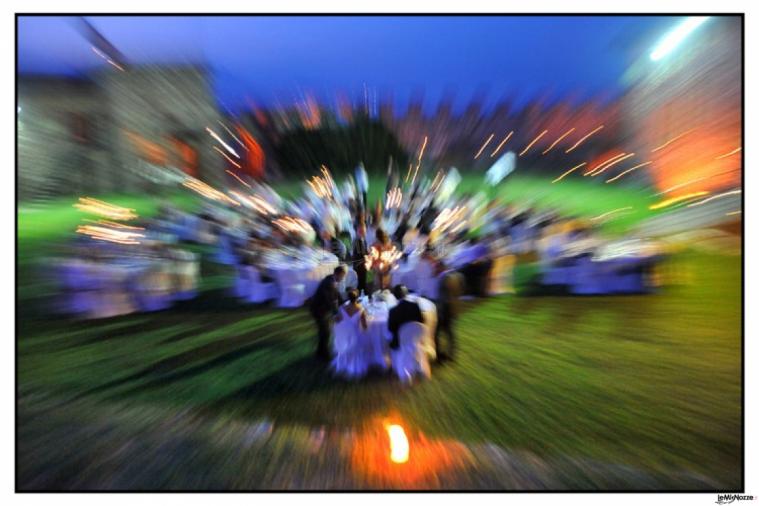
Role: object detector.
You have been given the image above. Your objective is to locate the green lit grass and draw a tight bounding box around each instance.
[16,175,741,488]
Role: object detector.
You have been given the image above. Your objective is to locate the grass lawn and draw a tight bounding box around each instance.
[16,174,742,489]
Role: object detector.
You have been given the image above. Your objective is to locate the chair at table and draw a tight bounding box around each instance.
[390,322,431,384]
[245,266,277,304]
[488,255,516,295]
[173,252,199,301]
[276,268,307,308]
[135,261,174,312]
[331,309,368,379]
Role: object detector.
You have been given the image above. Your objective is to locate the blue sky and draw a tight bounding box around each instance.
[18,15,675,114]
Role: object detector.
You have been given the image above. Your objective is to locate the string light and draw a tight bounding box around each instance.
[565,125,604,153]
[542,128,575,155]
[552,162,586,183]
[474,134,494,159]
[519,130,548,157]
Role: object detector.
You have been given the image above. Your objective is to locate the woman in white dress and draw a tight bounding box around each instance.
[331,289,369,379]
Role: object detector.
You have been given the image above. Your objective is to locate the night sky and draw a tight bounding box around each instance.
[17,15,677,114]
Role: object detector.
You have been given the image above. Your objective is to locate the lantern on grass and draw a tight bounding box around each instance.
[386,424,409,464]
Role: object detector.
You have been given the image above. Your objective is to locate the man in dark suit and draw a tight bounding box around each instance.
[388,285,424,350]
[434,262,464,362]
[351,222,369,294]
[309,265,347,360]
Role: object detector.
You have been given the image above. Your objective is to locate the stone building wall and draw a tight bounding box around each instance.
[17,65,224,201]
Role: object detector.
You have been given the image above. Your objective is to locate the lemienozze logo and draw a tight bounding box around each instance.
[716,494,756,505]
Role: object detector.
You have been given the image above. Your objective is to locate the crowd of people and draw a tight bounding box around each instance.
[50,161,664,381]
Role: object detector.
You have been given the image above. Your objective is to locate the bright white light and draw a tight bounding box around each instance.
[650,17,710,61]
[17,106,21,114]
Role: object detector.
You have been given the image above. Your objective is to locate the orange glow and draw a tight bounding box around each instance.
[124,130,167,165]
[640,95,740,196]
[350,419,474,489]
[542,128,575,154]
[649,191,709,210]
[519,130,548,157]
[387,425,409,464]
[490,131,514,157]
[474,133,494,159]
[237,125,265,180]
[170,138,198,178]
[565,125,604,153]
[552,162,586,183]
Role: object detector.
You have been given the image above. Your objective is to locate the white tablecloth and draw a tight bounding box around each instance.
[361,294,437,363]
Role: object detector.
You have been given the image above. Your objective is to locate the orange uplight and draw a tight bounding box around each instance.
[350,418,473,488]
[386,425,409,464]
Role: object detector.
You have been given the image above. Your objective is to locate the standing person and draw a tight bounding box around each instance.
[434,262,464,362]
[388,285,424,350]
[355,162,369,210]
[369,228,397,290]
[309,265,347,361]
[352,222,369,294]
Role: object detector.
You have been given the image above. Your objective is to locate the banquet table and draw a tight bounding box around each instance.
[262,250,340,303]
[360,293,437,369]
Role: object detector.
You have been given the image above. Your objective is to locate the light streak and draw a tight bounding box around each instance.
[76,224,143,244]
[213,146,241,168]
[91,46,124,72]
[649,191,709,210]
[656,176,710,195]
[490,131,514,157]
[591,207,633,221]
[651,129,695,152]
[650,17,710,61]
[726,211,742,216]
[74,197,137,221]
[565,125,604,153]
[542,128,575,154]
[410,136,428,186]
[206,127,239,158]
[604,161,652,183]
[552,162,586,183]
[583,153,627,176]
[474,134,494,159]
[519,130,548,157]
[589,153,636,176]
[183,177,239,206]
[687,189,741,207]
[225,169,252,188]
[217,120,248,151]
[714,147,742,160]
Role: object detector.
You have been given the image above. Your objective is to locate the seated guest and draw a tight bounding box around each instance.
[388,285,424,350]
[309,265,347,361]
[335,288,368,331]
